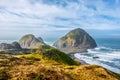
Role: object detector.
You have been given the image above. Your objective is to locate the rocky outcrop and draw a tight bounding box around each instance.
[11,42,22,50]
[0,42,22,51]
[0,43,13,51]
[38,37,44,43]
[19,34,45,49]
[0,34,47,53]
[53,28,97,53]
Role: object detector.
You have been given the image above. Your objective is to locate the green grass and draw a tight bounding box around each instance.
[111,72,120,78]
[20,48,79,66]
[114,73,120,77]
[43,48,79,65]
[29,44,79,65]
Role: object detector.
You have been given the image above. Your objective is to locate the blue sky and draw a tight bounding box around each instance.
[0,0,120,41]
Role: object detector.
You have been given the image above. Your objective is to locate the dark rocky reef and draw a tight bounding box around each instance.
[53,28,97,53]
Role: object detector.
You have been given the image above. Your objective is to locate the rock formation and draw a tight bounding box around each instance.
[19,34,45,49]
[53,28,97,53]
[38,37,44,43]
[11,42,22,50]
[0,42,22,51]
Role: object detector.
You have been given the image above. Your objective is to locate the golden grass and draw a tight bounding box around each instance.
[0,54,119,80]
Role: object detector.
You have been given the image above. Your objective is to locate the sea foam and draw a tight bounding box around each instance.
[74,46,120,73]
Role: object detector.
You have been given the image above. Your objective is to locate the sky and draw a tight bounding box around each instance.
[0,0,120,42]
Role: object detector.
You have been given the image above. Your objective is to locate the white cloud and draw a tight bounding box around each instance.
[0,0,120,40]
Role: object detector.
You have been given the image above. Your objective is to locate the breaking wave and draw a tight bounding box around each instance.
[74,46,120,73]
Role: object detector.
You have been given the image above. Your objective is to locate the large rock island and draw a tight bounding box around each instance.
[53,28,97,53]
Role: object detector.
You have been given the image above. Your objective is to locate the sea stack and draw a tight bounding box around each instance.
[19,34,45,49]
[53,28,97,53]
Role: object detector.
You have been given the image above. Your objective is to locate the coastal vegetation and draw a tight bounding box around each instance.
[0,48,120,80]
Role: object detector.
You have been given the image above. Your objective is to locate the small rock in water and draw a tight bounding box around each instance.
[93,56,99,59]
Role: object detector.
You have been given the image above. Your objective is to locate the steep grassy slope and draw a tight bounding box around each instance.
[0,52,120,80]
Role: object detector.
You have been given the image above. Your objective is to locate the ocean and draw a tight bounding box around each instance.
[74,38,120,73]
[0,37,120,73]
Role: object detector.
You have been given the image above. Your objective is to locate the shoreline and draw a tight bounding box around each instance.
[68,53,120,74]
[68,53,88,65]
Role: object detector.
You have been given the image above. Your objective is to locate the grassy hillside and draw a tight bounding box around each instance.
[0,48,120,80]
[34,45,79,65]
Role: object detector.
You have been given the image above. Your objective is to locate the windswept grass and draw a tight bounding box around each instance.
[43,49,79,65]
[0,50,120,80]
